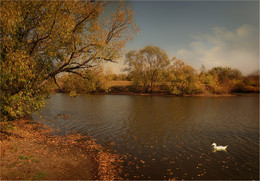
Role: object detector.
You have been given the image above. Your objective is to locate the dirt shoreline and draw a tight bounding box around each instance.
[0,119,122,180]
[91,91,252,97]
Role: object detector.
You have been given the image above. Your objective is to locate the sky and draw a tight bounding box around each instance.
[105,1,259,75]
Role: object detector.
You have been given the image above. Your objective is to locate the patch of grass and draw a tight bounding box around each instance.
[33,172,48,180]
[18,155,40,163]
[108,81,133,87]
[18,155,30,160]
[31,158,40,163]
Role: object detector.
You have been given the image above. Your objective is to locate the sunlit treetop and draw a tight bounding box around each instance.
[1,0,138,84]
[0,0,138,119]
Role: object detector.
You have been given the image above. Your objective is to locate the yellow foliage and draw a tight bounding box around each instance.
[1,1,137,119]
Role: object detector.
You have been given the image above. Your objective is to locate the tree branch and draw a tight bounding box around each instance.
[65,70,91,80]
[53,76,62,91]
[72,2,101,33]
[29,4,59,55]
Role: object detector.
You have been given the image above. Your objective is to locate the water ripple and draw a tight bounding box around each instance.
[33,94,259,180]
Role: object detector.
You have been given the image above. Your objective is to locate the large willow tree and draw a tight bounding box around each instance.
[0,1,137,120]
[125,46,170,93]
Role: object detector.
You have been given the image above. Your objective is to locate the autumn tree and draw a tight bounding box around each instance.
[166,58,203,95]
[234,70,260,93]
[59,66,110,95]
[209,67,242,83]
[125,46,170,93]
[198,65,220,94]
[208,67,242,93]
[0,1,137,120]
[243,71,260,87]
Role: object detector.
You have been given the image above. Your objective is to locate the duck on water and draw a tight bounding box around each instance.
[211,143,228,151]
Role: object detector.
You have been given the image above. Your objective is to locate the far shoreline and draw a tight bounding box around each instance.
[62,91,259,97]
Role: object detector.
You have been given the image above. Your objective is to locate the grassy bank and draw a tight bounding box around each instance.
[99,81,258,97]
[0,119,122,180]
[55,79,259,97]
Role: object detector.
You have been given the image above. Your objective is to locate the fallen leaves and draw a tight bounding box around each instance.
[0,119,123,180]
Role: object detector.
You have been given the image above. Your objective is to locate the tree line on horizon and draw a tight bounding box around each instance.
[58,45,259,95]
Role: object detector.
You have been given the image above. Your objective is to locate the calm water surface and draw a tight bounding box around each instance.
[33,94,259,180]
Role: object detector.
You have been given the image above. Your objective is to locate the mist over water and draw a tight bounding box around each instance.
[33,94,259,180]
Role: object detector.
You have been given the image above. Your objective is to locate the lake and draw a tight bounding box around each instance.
[33,93,259,180]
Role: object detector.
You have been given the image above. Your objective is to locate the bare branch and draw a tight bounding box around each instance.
[65,70,92,80]
[53,76,62,91]
[95,57,117,63]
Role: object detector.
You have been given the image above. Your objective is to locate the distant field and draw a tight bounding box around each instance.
[107,81,173,87]
[107,81,134,87]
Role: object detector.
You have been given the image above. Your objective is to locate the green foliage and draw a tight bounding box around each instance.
[0,1,136,120]
[208,67,243,93]
[198,66,220,94]
[18,155,30,160]
[18,155,40,163]
[125,46,170,93]
[243,73,259,87]
[208,67,242,83]
[166,59,203,95]
[33,172,48,180]
[124,47,258,95]
[234,72,260,93]
[59,67,110,94]
[0,50,46,120]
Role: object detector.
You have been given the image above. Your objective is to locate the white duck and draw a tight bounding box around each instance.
[211,143,228,151]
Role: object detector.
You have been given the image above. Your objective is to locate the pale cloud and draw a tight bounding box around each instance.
[177,24,259,74]
[103,57,128,74]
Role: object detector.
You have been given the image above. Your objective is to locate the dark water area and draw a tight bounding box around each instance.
[33,93,259,180]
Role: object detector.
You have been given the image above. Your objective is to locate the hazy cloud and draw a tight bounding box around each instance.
[177,24,259,74]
